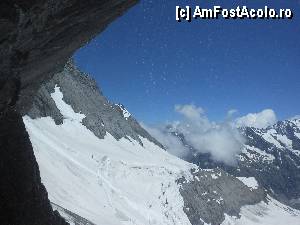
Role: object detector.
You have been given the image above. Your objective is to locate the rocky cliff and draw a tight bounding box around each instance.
[25,59,163,148]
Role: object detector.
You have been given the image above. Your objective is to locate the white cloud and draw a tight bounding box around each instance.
[235,109,277,129]
[143,104,245,166]
[175,104,205,121]
[140,123,189,158]
[173,104,244,165]
[227,109,238,118]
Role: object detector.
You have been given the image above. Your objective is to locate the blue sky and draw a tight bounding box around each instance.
[75,0,300,124]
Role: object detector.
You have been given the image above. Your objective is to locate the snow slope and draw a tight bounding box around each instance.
[23,86,300,225]
[237,177,259,190]
[24,86,194,225]
[223,197,300,225]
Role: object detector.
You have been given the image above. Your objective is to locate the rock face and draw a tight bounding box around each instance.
[0,0,137,224]
[0,0,138,113]
[0,109,68,225]
[177,169,265,225]
[168,119,300,209]
[25,59,163,148]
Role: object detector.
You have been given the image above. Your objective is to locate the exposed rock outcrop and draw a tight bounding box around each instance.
[178,168,266,225]
[0,109,68,225]
[25,59,163,148]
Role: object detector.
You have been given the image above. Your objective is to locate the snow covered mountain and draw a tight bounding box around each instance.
[23,61,300,225]
[168,119,300,210]
[239,121,300,208]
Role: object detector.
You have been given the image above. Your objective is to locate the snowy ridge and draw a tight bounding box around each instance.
[248,119,300,152]
[240,119,300,163]
[241,145,275,163]
[25,61,163,148]
[24,86,194,225]
[116,104,131,119]
[239,119,300,167]
[24,86,300,225]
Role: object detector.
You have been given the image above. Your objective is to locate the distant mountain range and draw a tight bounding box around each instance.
[167,118,300,209]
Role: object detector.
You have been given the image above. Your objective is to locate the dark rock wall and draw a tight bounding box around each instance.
[0,109,68,225]
[0,0,138,113]
[0,0,137,224]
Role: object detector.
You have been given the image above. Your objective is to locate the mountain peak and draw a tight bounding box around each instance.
[24,60,163,148]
